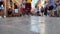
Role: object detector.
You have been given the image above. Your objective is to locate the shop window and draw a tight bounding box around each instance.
[10,0,12,7]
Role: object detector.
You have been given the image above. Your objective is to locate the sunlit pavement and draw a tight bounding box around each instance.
[0,16,60,34]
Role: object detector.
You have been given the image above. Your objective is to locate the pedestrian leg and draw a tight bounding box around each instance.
[58,10,60,16]
[50,10,53,16]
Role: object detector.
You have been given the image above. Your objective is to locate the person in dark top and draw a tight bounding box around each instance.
[44,7,48,16]
[44,1,48,16]
[8,8,13,16]
[48,0,54,16]
[14,3,18,9]
[41,7,44,16]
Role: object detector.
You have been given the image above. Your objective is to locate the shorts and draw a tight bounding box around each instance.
[49,6,53,10]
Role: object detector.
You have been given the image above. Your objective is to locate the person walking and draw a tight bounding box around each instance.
[19,5,23,16]
[34,6,40,16]
[44,1,48,16]
[53,4,57,17]
[41,7,44,16]
[0,1,4,18]
[8,7,13,17]
[34,6,38,16]
[56,1,60,17]
[48,0,55,16]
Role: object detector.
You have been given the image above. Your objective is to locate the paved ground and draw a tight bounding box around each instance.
[0,16,60,34]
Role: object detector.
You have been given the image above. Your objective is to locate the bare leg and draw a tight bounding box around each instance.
[50,10,53,16]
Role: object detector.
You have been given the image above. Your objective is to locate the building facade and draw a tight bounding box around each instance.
[5,0,22,17]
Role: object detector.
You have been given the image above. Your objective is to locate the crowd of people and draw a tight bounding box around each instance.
[7,0,60,17]
[33,0,60,17]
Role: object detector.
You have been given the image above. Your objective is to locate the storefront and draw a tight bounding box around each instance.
[6,0,22,17]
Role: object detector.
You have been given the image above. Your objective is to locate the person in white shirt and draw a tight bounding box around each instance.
[34,6,39,16]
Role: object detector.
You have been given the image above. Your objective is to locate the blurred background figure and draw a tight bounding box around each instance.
[56,1,60,17]
[8,7,13,17]
[41,7,44,16]
[0,1,4,18]
[48,0,54,16]
[25,0,32,16]
[53,4,57,17]
[19,4,23,16]
[44,1,48,16]
[34,6,38,16]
